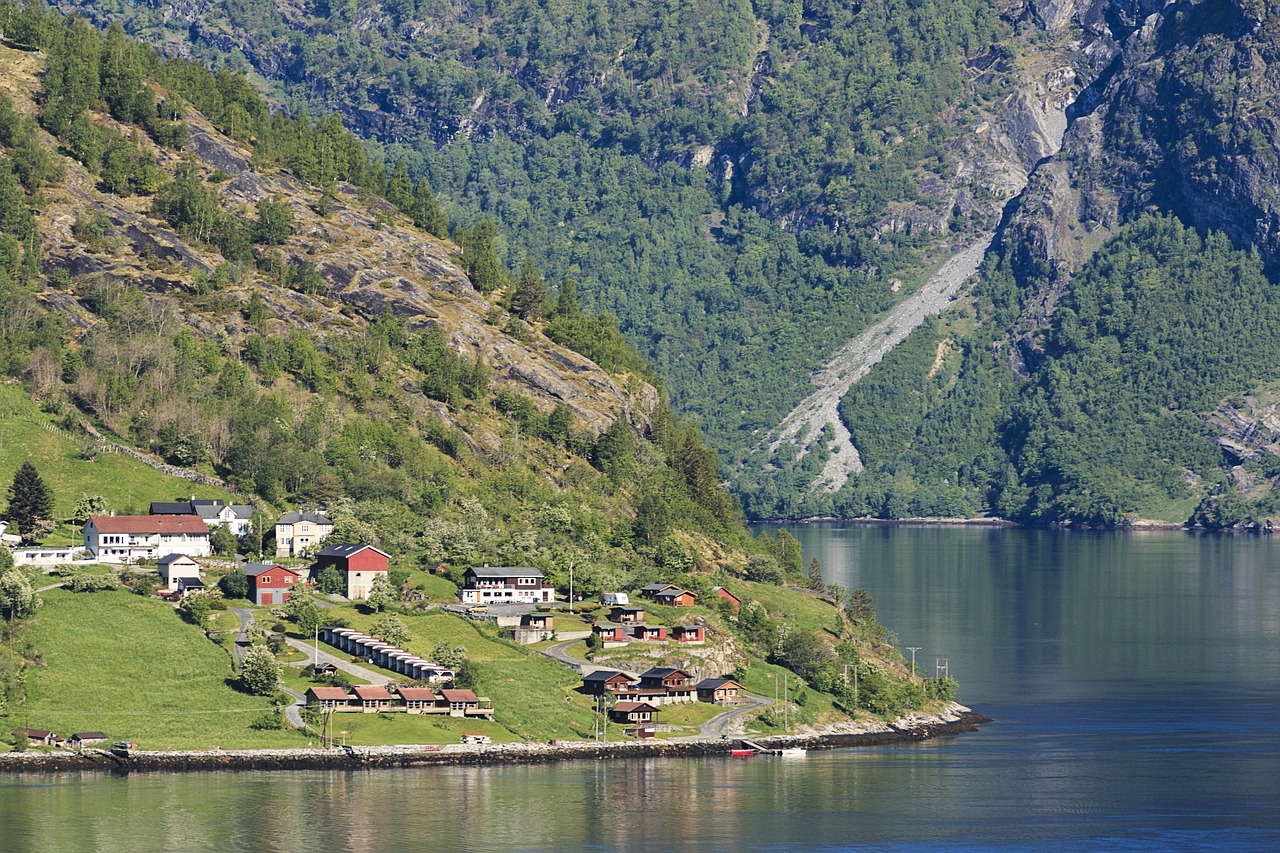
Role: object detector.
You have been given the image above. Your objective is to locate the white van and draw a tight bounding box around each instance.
[601,592,630,606]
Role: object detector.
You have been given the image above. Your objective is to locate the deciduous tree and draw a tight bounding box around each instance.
[239,644,281,696]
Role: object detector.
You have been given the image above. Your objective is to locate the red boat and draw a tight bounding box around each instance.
[730,749,756,758]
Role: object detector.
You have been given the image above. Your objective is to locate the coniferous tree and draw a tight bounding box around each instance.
[410,178,447,237]
[510,257,548,321]
[807,557,825,592]
[6,461,54,544]
[460,220,504,293]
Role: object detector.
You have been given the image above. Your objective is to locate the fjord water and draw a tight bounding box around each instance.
[4,526,1279,851]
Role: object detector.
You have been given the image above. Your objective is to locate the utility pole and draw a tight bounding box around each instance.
[907,647,921,678]
[314,623,320,667]
[568,564,574,614]
[783,673,789,733]
[935,657,949,680]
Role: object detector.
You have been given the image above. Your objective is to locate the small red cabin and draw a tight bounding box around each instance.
[244,563,301,606]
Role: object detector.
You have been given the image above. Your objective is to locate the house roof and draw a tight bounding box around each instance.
[157,553,200,566]
[466,565,545,579]
[397,688,438,701]
[672,624,702,633]
[277,511,333,525]
[194,503,253,521]
[656,588,694,599]
[88,515,211,535]
[180,577,206,588]
[306,687,350,700]
[243,563,297,577]
[697,678,742,691]
[317,543,390,560]
[582,670,629,684]
[440,689,479,702]
[352,686,394,701]
[12,728,54,738]
[641,667,689,680]
[150,502,196,515]
[713,586,740,600]
[612,701,659,713]
[70,731,108,740]
[640,583,678,593]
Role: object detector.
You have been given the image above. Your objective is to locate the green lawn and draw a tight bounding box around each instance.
[3,589,302,749]
[0,384,235,524]
[316,713,518,746]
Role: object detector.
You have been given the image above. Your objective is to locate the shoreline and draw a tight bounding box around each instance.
[0,705,991,774]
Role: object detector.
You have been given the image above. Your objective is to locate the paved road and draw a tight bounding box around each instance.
[283,636,392,685]
[688,693,773,740]
[541,640,642,679]
[228,607,254,666]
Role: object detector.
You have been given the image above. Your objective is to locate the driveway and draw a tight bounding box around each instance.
[541,639,640,680]
[282,636,392,685]
[694,693,773,740]
[228,606,254,666]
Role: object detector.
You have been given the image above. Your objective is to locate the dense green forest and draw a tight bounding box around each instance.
[0,5,761,588]
[48,0,1015,490]
[744,216,1280,525]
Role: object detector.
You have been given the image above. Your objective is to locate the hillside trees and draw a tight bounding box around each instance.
[6,462,54,544]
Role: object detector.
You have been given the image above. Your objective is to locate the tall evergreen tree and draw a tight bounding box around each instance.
[410,178,447,237]
[510,257,548,321]
[6,461,54,544]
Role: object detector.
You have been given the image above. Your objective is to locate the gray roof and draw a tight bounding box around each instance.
[318,543,388,559]
[194,503,253,521]
[244,563,296,577]
[150,502,195,515]
[277,511,333,525]
[697,678,738,690]
[582,670,628,683]
[466,566,545,579]
[157,553,199,566]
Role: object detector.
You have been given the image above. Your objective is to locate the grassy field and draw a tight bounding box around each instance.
[0,384,235,524]
[2,589,301,750]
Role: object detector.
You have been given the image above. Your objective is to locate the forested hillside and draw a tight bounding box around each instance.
[47,0,1027,475]
[0,7,757,587]
[17,0,1280,527]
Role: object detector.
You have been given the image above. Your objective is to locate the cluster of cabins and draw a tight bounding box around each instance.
[304,686,493,718]
[592,604,706,647]
[580,667,747,725]
[11,729,110,749]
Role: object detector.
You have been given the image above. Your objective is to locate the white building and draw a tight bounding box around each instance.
[459,566,555,605]
[275,511,333,557]
[83,515,211,563]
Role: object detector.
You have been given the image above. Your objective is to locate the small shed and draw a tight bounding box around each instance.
[672,624,705,643]
[12,728,59,746]
[69,731,108,748]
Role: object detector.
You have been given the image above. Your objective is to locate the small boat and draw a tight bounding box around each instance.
[730,748,756,757]
[776,747,807,757]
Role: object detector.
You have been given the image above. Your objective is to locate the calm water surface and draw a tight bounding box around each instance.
[3,526,1279,851]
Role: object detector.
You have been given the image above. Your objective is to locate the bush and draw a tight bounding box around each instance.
[66,574,121,593]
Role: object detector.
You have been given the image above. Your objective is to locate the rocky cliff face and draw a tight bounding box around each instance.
[34,85,654,436]
[999,0,1280,368]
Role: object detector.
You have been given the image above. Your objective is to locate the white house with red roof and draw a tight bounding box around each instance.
[83,515,211,563]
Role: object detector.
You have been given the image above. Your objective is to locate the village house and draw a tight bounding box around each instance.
[671,624,705,643]
[712,586,741,613]
[459,566,555,605]
[157,553,203,596]
[244,563,301,606]
[440,689,494,718]
[609,701,660,725]
[305,686,352,711]
[12,728,59,747]
[638,667,695,704]
[8,546,87,567]
[580,670,635,696]
[610,605,646,624]
[274,511,334,557]
[83,514,212,563]
[696,678,745,704]
[68,732,108,748]
[638,583,680,601]
[313,543,390,600]
[654,588,697,607]
[592,622,630,645]
[352,685,395,713]
[151,498,255,538]
[632,624,668,642]
[398,687,440,714]
[510,612,555,644]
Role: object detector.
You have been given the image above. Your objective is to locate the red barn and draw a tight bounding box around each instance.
[713,586,741,614]
[314,544,390,601]
[244,563,301,606]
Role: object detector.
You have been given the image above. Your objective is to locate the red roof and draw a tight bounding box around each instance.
[306,687,350,700]
[89,515,210,534]
[397,688,438,701]
[441,689,479,703]
[613,701,659,713]
[352,686,394,701]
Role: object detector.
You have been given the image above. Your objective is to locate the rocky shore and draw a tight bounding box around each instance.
[0,705,989,774]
